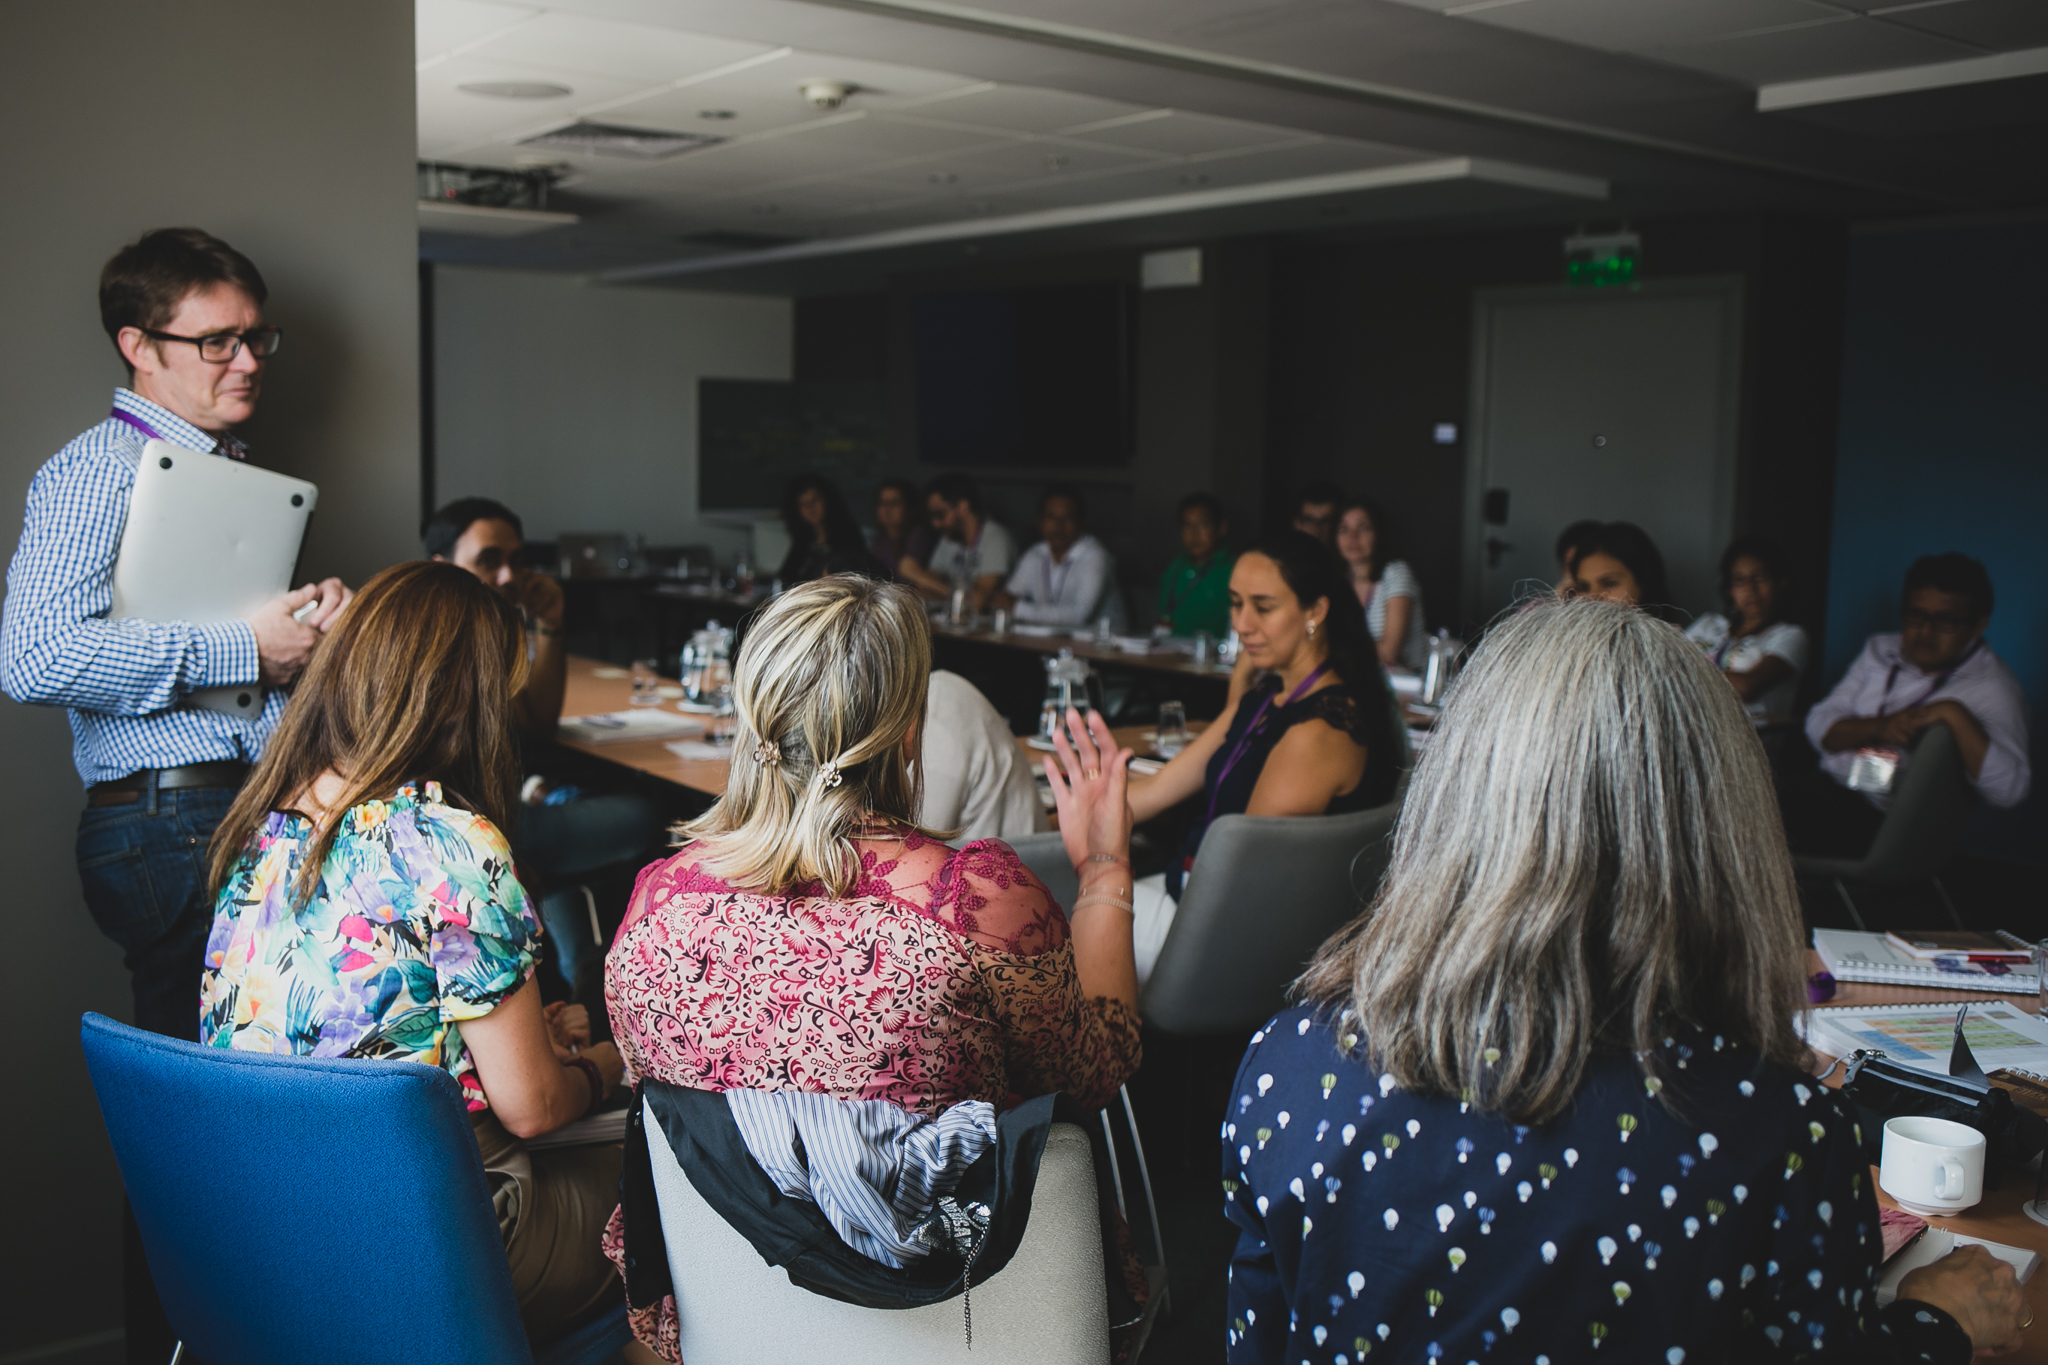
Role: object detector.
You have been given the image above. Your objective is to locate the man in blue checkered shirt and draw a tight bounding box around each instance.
[2,229,350,1043]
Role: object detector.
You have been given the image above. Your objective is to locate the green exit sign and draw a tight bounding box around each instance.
[1564,230,1640,289]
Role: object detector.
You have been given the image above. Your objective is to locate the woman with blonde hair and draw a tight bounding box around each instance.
[602,574,1143,1360]
[1223,597,2023,1364]
[200,560,648,1352]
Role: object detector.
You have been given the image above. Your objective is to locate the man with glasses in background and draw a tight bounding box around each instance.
[1292,480,1344,544]
[1791,552,2029,856]
[1,226,348,1362]
[424,497,661,999]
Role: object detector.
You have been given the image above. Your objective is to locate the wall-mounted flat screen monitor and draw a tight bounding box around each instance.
[697,379,889,512]
[913,282,1133,468]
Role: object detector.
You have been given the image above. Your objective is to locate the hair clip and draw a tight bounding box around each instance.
[817,759,844,790]
[752,741,781,766]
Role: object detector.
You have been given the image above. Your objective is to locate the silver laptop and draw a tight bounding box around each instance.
[111,439,319,718]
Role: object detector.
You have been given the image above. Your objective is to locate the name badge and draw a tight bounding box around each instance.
[1846,746,1902,794]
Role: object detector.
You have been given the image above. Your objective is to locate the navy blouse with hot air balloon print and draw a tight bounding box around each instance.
[1222,1003,1973,1364]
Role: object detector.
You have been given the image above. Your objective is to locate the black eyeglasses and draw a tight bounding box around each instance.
[141,326,282,363]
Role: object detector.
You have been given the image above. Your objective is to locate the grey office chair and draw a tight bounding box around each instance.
[1009,793,1405,1038]
[1794,720,1976,930]
[1141,802,1402,1036]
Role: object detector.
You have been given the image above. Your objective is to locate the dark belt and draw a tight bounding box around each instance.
[88,760,250,807]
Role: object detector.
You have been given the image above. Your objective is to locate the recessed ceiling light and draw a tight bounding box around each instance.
[459,81,573,100]
[699,109,737,120]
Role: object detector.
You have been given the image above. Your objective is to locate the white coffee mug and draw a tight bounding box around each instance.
[1879,1115,1986,1215]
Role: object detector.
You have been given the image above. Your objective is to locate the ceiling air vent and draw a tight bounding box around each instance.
[519,121,723,160]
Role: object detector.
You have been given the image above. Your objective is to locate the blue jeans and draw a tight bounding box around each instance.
[75,783,237,1042]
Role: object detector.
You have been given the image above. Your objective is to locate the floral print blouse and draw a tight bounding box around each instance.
[199,782,540,1112]
[602,826,1144,1360]
[1224,1003,1973,1365]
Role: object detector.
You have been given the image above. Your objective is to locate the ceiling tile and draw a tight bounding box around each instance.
[466,11,771,85]
[422,53,660,139]
[595,76,826,137]
[894,135,1164,188]
[1454,0,1848,54]
[1060,110,1319,156]
[1880,0,2048,51]
[887,84,1152,133]
[1650,11,1986,82]
[774,50,989,107]
[417,0,540,66]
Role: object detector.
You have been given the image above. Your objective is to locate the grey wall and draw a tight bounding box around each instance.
[431,265,793,556]
[1267,214,1848,645]
[846,241,1270,627]
[0,2,419,1357]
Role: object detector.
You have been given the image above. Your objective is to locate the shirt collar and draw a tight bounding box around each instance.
[1875,632,1986,681]
[112,387,247,460]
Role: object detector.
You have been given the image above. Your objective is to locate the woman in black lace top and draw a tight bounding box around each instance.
[1122,530,1401,982]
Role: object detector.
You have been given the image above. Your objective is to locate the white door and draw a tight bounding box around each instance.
[1463,280,1741,623]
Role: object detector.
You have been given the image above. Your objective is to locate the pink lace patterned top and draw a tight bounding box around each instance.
[604,827,1141,1116]
[603,828,1143,1362]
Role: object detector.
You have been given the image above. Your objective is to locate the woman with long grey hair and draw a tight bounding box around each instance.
[1221,598,2022,1364]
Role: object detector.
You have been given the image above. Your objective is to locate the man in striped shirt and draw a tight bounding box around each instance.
[2,229,349,1043]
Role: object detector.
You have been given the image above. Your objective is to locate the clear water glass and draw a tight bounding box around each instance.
[2035,940,2048,1015]
[1155,701,1189,758]
[629,660,662,706]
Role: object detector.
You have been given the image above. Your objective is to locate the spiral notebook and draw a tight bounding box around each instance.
[1799,999,2048,1079]
[1813,928,2038,993]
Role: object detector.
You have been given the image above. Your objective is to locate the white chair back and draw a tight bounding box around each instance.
[647,1103,1111,1364]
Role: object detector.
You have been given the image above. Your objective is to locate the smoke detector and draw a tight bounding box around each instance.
[799,79,854,109]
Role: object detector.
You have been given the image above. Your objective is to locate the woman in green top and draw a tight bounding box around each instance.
[1156,492,1235,637]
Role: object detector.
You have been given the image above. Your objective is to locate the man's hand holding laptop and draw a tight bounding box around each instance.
[249,577,351,685]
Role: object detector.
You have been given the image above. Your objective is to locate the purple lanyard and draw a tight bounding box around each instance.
[109,407,166,442]
[1203,661,1332,828]
[1877,639,1979,716]
[113,405,237,459]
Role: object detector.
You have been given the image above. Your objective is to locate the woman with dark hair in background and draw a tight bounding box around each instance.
[1121,530,1403,983]
[867,476,933,581]
[1553,518,1603,593]
[200,561,647,1353]
[777,473,887,584]
[1568,520,1681,622]
[1334,495,1427,672]
[1685,536,1809,718]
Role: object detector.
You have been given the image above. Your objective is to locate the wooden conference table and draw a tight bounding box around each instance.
[1810,957,2048,1359]
[560,660,2043,1345]
[554,654,1186,803]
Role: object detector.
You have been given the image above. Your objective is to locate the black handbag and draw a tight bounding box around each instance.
[1838,1025,2048,1191]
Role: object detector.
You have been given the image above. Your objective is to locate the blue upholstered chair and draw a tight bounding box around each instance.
[79,1013,633,1365]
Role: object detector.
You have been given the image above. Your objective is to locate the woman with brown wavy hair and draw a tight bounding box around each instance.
[199,560,647,1352]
